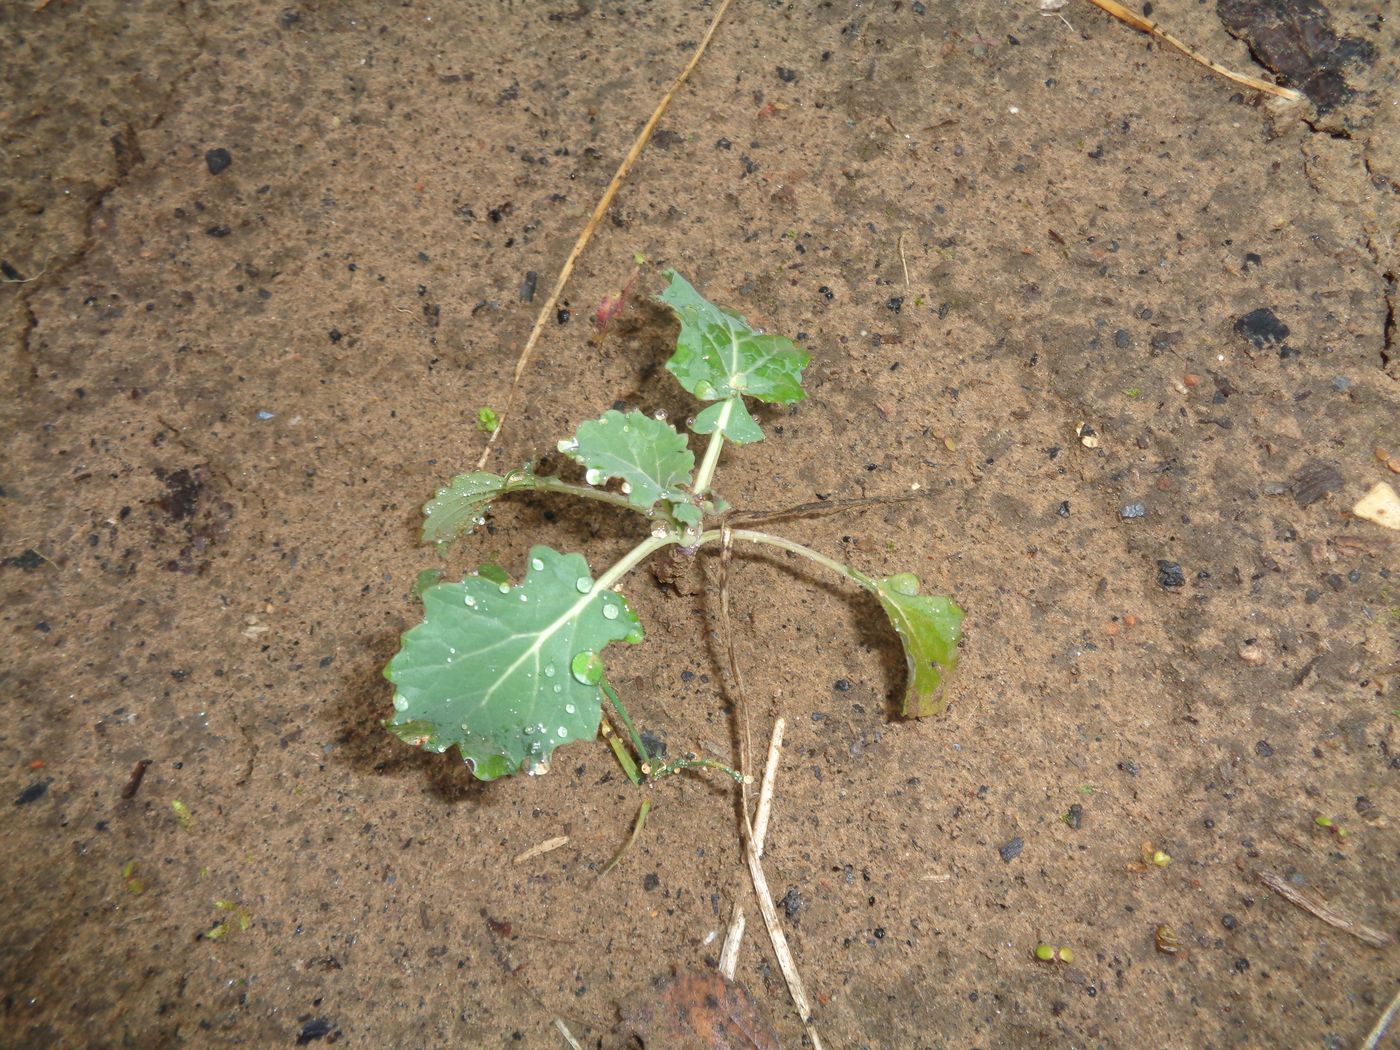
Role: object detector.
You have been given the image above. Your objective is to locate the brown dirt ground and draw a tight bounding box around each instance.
[3,1,1398,1047]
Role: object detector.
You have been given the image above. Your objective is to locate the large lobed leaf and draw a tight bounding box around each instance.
[874,573,964,717]
[658,270,809,407]
[384,546,644,780]
[559,409,695,511]
[421,469,538,550]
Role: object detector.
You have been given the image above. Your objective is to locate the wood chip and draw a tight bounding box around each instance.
[1256,869,1393,948]
[512,835,568,865]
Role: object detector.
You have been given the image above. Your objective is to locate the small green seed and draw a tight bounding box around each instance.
[1035,943,1055,961]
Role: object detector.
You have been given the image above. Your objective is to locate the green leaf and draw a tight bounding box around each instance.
[476,406,500,433]
[559,409,695,512]
[691,397,765,445]
[413,569,445,599]
[384,546,645,780]
[421,469,536,549]
[873,573,964,717]
[477,562,509,586]
[658,271,809,406]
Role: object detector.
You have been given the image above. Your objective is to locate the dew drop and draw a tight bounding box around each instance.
[575,576,593,593]
[392,695,408,712]
[557,438,580,453]
[498,583,510,594]
[556,726,568,738]
[464,595,477,608]
[543,664,556,678]
[570,650,604,685]
[553,684,562,693]
[585,468,606,486]
[651,523,670,539]
[519,593,528,602]
[564,703,576,715]
[530,557,545,572]
[602,603,620,620]
[653,408,667,421]
[528,757,550,775]
[524,725,535,735]
[620,481,632,495]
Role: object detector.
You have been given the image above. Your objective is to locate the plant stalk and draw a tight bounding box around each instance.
[691,399,734,498]
[525,474,645,515]
[696,527,876,591]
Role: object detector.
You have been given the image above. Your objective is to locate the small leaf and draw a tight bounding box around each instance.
[691,396,765,445]
[477,562,510,586]
[873,573,964,717]
[476,406,500,433]
[561,409,695,512]
[413,569,444,599]
[384,546,645,780]
[659,271,809,406]
[421,470,537,549]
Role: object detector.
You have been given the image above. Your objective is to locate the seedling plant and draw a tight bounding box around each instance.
[384,271,963,782]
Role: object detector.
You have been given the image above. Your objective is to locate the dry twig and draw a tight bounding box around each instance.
[1082,0,1304,102]
[1255,869,1393,948]
[476,0,737,469]
[1361,983,1400,1050]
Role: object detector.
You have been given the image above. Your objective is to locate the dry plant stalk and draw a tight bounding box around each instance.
[476,0,737,469]
[1256,869,1393,948]
[1083,0,1304,101]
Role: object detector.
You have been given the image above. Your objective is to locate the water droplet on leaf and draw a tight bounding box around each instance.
[575,577,593,593]
[571,651,604,685]
[393,695,408,712]
[530,557,544,572]
[602,603,620,620]
[543,664,556,678]
[565,703,576,714]
[556,726,568,738]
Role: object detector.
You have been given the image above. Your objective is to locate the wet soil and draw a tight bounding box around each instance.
[2,1,1397,1047]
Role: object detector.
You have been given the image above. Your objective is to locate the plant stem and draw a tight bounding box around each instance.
[592,531,676,593]
[695,527,877,591]
[691,399,734,498]
[524,473,647,516]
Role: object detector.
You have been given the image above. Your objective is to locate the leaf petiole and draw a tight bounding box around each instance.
[693,527,876,592]
[600,677,650,766]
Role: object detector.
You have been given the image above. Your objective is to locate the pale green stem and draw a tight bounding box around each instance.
[691,398,735,498]
[524,474,644,516]
[695,527,877,591]
[593,532,676,593]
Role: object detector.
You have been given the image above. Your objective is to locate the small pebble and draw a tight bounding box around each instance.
[998,836,1024,863]
[776,66,798,82]
[1254,740,1274,758]
[1237,642,1265,665]
[833,678,851,692]
[205,147,232,175]
[1222,914,1237,930]
[1120,502,1146,520]
[1156,561,1186,588]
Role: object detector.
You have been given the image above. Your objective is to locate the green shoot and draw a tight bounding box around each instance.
[476,406,500,433]
[383,270,964,781]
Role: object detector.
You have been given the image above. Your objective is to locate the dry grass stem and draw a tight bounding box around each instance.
[1255,869,1393,948]
[476,0,737,469]
[1082,0,1304,101]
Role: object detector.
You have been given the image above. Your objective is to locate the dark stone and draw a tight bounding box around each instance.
[519,271,537,302]
[205,148,232,175]
[1217,0,1377,114]
[776,66,798,82]
[1156,560,1186,588]
[1254,740,1274,758]
[1066,803,1083,830]
[4,549,46,571]
[998,837,1024,863]
[296,1018,334,1045]
[14,780,50,805]
[642,873,661,891]
[1057,501,1070,517]
[1114,329,1131,348]
[1222,914,1237,929]
[886,296,903,314]
[778,886,804,920]
[205,226,231,238]
[833,679,852,692]
[1233,307,1289,349]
